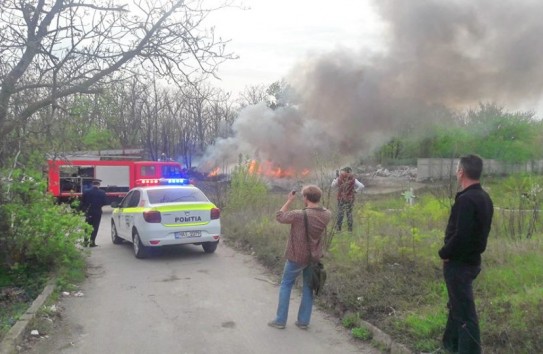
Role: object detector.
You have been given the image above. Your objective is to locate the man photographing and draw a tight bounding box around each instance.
[268,185,331,329]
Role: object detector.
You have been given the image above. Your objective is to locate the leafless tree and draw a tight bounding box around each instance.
[181,82,216,153]
[238,84,268,108]
[208,89,236,140]
[0,0,234,161]
[101,79,144,149]
[139,79,164,160]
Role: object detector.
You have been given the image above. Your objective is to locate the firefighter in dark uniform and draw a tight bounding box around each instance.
[81,179,108,247]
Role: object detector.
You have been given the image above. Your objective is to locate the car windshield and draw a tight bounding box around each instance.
[147,188,209,204]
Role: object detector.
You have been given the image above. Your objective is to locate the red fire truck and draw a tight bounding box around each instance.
[47,159,187,203]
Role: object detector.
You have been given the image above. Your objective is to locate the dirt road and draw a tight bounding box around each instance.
[22,211,381,354]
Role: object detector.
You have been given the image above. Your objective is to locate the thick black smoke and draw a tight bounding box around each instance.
[201,0,543,171]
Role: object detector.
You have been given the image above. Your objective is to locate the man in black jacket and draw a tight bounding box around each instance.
[439,154,493,354]
[81,179,108,247]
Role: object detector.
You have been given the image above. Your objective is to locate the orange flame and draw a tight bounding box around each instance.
[208,167,221,177]
[247,160,310,178]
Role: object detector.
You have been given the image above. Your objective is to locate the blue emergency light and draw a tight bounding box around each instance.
[136,178,190,186]
[162,178,190,185]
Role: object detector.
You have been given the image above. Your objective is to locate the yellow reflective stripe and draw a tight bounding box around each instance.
[113,204,215,215]
[114,207,146,214]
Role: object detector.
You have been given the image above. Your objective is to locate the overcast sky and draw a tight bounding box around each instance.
[207,0,387,95]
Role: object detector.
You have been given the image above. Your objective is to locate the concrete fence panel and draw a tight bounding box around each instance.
[416,158,543,181]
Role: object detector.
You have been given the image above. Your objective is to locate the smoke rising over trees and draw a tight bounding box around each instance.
[201,0,543,170]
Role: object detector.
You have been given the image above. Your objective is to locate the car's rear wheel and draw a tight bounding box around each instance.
[111,222,123,244]
[133,230,147,259]
[202,241,219,253]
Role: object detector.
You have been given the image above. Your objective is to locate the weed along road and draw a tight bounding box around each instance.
[23,210,381,354]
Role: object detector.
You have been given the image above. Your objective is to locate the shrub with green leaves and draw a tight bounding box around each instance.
[0,168,89,272]
[1,168,89,341]
[490,174,543,239]
[226,159,268,211]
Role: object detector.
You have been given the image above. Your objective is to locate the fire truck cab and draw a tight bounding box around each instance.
[47,159,186,204]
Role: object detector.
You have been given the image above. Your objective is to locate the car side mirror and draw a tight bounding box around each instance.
[111,201,120,208]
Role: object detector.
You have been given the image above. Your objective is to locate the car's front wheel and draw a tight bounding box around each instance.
[133,230,147,259]
[111,222,123,245]
[202,241,219,253]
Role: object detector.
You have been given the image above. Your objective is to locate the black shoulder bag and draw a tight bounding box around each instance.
[303,209,327,296]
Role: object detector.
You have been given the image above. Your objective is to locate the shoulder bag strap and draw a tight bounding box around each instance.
[303,209,312,264]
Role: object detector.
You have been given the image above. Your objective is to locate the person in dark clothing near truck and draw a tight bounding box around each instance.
[81,179,108,247]
[439,154,494,354]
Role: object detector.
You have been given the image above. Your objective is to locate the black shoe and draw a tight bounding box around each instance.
[90,242,98,247]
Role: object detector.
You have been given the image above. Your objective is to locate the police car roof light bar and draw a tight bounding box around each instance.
[135,178,190,187]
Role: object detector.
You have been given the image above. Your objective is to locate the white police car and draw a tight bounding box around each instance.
[110,181,220,258]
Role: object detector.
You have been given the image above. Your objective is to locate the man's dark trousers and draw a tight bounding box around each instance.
[336,200,354,231]
[86,213,102,245]
[443,260,482,354]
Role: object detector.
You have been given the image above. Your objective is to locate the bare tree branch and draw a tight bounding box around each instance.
[0,0,235,158]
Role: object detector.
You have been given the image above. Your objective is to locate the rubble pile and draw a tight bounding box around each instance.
[358,165,418,180]
[354,164,425,195]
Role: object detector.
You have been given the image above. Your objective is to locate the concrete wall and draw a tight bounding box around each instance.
[416,158,543,181]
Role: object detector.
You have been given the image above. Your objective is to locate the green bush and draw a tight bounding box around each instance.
[372,104,543,163]
[0,168,89,341]
[0,168,89,274]
[226,159,268,211]
[489,174,543,240]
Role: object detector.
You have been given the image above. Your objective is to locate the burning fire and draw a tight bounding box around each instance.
[208,167,221,177]
[247,160,310,178]
[206,160,310,179]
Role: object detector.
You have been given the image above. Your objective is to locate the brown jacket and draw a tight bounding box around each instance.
[276,207,331,265]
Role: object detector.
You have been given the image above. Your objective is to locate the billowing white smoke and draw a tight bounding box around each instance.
[201,52,409,171]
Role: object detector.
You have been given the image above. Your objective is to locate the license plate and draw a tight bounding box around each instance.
[175,231,201,239]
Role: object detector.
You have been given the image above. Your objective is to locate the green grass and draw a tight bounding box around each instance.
[0,264,87,343]
[397,309,446,339]
[480,253,543,295]
[341,312,361,329]
[351,326,372,341]
[0,266,49,340]
[0,302,29,337]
